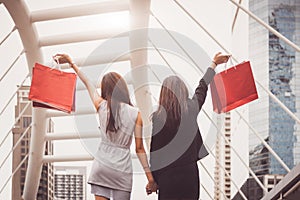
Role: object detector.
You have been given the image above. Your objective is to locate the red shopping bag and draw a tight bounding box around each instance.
[210,61,258,113]
[29,63,77,113]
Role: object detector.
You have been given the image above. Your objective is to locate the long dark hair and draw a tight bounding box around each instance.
[155,76,188,128]
[101,72,132,133]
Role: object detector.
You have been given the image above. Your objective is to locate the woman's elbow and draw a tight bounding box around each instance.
[135,147,145,154]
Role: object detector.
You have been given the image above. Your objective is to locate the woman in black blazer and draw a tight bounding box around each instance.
[149,52,230,200]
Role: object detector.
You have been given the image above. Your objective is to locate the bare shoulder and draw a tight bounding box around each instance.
[94,97,104,110]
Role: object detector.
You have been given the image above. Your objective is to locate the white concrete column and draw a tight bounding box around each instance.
[23,108,47,200]
[129,0,152,149]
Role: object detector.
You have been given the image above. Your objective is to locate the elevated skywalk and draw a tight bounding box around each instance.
[0,0,299,199]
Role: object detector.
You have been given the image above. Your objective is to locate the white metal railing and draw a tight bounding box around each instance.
[231,0,243,32]
[205,142,248,200]
[0,26,16,46]
[0,73,30,115]
[235,111,290,172]
[200,162,230,200]
[229,0,300,52]
[0,49,25,81]
[0,101,31,148]
[0,154,28,194]
[44,131,100,141]
[30,0,129,22]
[201,182,214,200]
[39,29,128,47]
[45,107,95,118]
[202,109,267,193]
[0,123,32,171]
[0,122,32,196]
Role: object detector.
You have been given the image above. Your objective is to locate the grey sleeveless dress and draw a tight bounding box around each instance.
[88,100,139,196]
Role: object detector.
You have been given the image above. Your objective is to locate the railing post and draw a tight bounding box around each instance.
[129,0,152,149]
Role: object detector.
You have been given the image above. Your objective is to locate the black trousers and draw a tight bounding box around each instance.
[157,162,199,200]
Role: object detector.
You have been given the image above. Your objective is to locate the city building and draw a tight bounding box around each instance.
[214,112,232,199]
[249,138,269,175]
[12,86,54,200]
[54,166,86,200]
[233,0,300,198]
[249,0,300,176]
[233,174,284,200]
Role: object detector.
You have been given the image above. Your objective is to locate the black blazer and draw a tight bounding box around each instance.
[150,68,215,177]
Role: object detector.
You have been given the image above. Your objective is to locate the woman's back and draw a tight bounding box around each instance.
[98,100,138,147]
[150,98,203,173]
[89,100,139,192]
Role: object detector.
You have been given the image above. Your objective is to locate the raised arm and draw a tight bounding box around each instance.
[192,52,231,111]
[134,112,158,195]
[54,54,103,110]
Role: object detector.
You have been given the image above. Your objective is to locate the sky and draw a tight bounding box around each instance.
[0,0,251,199]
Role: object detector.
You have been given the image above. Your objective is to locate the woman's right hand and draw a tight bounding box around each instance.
[213,52,231,65]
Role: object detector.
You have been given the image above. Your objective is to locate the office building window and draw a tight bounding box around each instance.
[22,117,32,128]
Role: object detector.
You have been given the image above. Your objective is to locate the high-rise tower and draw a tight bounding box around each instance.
[249,0,300,176]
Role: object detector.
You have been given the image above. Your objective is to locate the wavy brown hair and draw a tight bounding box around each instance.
[101,72,132,133]
[155,76,189,128]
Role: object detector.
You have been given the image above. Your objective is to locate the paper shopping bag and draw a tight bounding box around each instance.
[210,61,258,113]
[29,63,77,113]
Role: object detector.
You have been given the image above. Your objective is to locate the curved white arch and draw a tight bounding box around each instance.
[1,1,46,200]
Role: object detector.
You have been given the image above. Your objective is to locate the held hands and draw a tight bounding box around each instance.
[211,52,231,69]
[146,180,158,195]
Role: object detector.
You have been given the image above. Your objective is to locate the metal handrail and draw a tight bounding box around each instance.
[204,141,248,200]
[0,73,30,115]
[0,154,29,194]
[201,182,214,200]
[236,111,290,172]
[0,123,32,169]
[0,49,25,81]
[199,161,230,200]
[0,26,16,46]
[229,0,300,52]
[202,109,267,193]
[0,101,31,148]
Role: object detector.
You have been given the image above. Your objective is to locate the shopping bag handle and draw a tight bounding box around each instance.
[224,56,236,73]
[50,57,63,73]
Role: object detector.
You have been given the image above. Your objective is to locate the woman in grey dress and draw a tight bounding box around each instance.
[55,53,157,200]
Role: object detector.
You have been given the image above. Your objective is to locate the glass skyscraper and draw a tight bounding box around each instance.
[249,0,300,175]
[233,1,299,199]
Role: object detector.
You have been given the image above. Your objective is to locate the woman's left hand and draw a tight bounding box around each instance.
[53,53,73,65]
[146,181,158,195]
